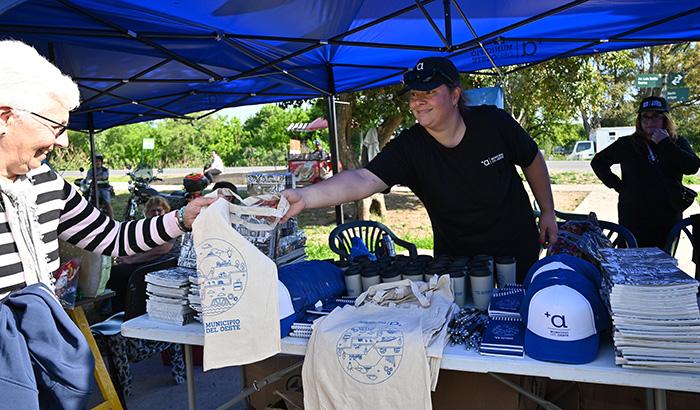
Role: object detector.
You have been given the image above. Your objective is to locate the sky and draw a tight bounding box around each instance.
[218,103,266,122]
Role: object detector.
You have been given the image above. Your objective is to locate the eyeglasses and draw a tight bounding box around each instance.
[641,113,663,122]
[14,108,69,138]
[402,66,455,87]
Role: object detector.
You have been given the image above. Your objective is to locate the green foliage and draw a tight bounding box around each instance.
[48,43,700,172]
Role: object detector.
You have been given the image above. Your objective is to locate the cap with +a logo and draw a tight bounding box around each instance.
[520,269,609,364]
[400,57,460,95]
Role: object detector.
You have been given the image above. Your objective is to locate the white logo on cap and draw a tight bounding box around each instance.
[416,62,424,71]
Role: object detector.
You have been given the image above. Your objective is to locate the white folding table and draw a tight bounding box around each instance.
[122,314,700,410]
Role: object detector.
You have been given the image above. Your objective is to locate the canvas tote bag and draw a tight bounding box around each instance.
[303,303,432,410]
[193,195,288,370]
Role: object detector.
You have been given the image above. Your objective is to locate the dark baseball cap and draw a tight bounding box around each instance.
[400,57,460,95]
[638,96,669,113]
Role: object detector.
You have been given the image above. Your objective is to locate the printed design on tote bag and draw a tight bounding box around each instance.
[197,238,248,316]
[336,320,404,384]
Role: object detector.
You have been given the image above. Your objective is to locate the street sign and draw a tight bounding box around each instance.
[665,88,690,103]
[668,72,686,87]
[636,74,662,88]
[142,138,155,150]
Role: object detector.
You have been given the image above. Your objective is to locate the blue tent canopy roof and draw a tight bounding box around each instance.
[2,0,699,130]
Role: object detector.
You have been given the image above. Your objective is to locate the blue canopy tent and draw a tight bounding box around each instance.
[2,0,699,219]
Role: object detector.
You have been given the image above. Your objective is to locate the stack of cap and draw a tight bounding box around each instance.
[598,247,700,372]
[520,254,609,364]
[524,254,602,290]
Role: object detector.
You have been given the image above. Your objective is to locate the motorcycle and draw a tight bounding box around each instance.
[122,166,208,221]
[74,167,114,216]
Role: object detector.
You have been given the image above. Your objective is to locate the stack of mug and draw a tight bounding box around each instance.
[334,254,517,311]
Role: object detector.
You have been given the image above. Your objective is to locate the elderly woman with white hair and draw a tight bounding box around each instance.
[0,40,214,409]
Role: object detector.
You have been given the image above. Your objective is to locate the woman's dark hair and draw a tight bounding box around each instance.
[212,181,238,195]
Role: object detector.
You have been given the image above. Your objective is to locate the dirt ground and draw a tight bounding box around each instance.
[297,190,589,244]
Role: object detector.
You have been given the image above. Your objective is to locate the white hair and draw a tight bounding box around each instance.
[0,39,80,112]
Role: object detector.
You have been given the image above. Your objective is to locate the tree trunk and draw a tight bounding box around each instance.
[356,193,387,221]
[335,93,359,170]
[580,108,592,136]
[377,114,403,149]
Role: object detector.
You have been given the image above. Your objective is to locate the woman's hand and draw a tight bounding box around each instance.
[538,210,559,249]
[280,189,306,223]
[182,196,218,229]
[651,128,669,144]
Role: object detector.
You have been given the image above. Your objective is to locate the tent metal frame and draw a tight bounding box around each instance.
[3,0,699,227]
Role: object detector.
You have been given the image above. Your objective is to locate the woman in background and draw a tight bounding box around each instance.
[591,96,700,248]
[107,196,181,313]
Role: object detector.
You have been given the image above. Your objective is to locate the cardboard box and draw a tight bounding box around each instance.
[516,378,700,410]
[431,371,542,410]
[243,355,304,410]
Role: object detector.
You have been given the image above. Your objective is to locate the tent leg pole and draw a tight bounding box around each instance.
[88,112,100,208]
[325,94,344,226]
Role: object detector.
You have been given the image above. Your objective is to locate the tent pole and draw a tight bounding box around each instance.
[88,112,100,208]
[326,87,345,225]
[325,94,344,226]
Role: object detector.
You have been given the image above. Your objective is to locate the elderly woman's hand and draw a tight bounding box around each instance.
[181,196,217,230]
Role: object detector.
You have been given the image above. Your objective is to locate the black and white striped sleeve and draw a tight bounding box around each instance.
[57,179,183,256]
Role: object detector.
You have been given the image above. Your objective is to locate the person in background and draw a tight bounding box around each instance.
[281,56,557,282]
[86,152,113,218]
[0,39,214,408]
[106,196,181,313]
[203,149,224,183]
[591,96,700,248]
[311,139,327,159]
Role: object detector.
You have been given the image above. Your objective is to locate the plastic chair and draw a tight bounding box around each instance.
[663,216,700,280]
[91,257,185,398]
[663,217,693,257]
[554,210,638,248]
[328,220,418,260]
[532,202,637,248]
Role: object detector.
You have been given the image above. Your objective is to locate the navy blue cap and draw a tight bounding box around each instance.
[400,57,460,95]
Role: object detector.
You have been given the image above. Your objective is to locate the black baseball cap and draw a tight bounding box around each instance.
[400,57,460,95]
[638,96,669,113]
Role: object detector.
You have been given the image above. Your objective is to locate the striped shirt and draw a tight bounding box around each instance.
[0,165,183,298]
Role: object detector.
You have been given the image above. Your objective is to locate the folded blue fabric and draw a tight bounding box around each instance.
[3,283,94,410]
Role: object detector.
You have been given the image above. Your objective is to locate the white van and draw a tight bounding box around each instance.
[567,126,635,160]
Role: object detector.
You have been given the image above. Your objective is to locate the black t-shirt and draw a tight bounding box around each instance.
[366,105,540,265]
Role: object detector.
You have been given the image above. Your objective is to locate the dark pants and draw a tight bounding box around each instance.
[628,224,674,249]
[107,262,140,314]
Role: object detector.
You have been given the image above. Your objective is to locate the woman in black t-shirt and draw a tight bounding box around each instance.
[280,57,558,281]
[591,96,700,248]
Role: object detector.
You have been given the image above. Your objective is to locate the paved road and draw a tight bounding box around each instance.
[59,162,600,178]
[57,165,286,178]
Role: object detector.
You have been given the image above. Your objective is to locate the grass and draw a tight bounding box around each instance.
[683,175,700,185]
[549,172,601,184]
[298,220,434,261]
